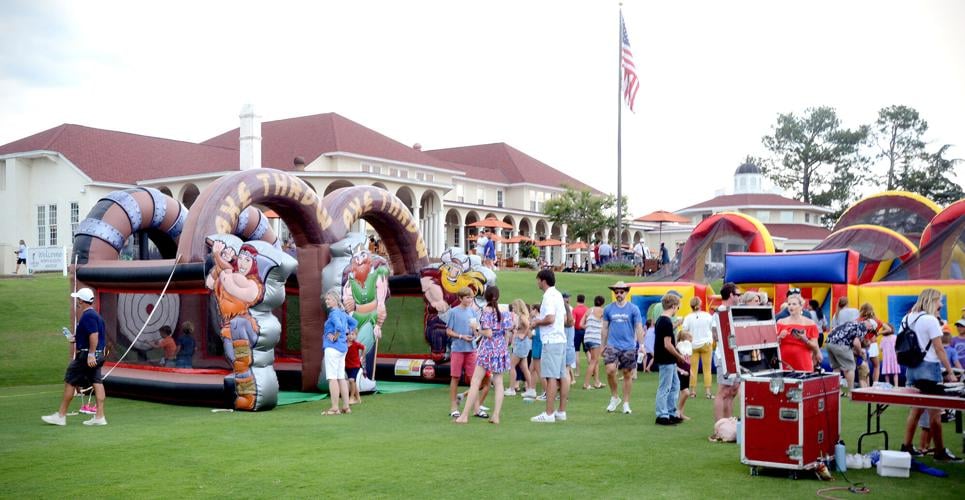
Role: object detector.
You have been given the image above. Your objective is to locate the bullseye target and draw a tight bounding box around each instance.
[117,293,180,350]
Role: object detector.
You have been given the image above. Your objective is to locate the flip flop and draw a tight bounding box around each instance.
[340,408,352,414]
[475,410,490,419]
[321,408,340,416]
[593,383,605,389]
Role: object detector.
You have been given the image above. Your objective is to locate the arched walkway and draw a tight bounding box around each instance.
[324,180,354,196]
[180,183,200,209]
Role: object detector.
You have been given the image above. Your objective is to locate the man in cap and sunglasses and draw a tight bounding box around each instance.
[601,281,645,414]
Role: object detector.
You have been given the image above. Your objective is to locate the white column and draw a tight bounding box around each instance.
[458,224,465,251]
[436,212,444,256]
[561,223,568,268]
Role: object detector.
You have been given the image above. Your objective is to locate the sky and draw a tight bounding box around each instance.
[1,0,964,217]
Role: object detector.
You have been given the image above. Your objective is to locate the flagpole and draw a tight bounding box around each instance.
[616,5,623,256]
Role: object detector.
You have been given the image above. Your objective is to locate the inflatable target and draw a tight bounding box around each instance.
[117,293,181,350]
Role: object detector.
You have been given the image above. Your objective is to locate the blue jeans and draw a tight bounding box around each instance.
[656,363,680,418]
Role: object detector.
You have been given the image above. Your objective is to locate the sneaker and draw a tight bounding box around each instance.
[456,393,464,404]
[83,417,107,426]
[622,403,632,414]
[536,392,547,401]
[79,404,97,415]
[530,412,556,423]
[606,397,622,413]
[668,415,684,424]
[934,449,963,462]
[553,411,567,421]
[41,412,66,426]
[655,416,673,425]
[504,388,517,396]
[899,443,924,457]
[522,389,537,399]
[479,405,490,412]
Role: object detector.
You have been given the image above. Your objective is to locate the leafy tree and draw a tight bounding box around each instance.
[900,144,965,205]
[543,188,622,245]
[761,106,869,225]
[873,105,927,190]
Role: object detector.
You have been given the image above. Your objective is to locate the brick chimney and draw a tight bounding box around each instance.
[239,104,261,170]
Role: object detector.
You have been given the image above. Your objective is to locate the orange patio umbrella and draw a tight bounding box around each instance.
[635,210,690,242]
[467,217,513,229]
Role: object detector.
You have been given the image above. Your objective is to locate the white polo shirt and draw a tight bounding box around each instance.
[539,286,567,344]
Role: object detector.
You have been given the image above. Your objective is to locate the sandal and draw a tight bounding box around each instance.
[449,410,461,418]
[321,408,340,416]
[474,410,490,419]
[708,434,722,443]
[706,393,714,399]
[583,384,591,390]
[340,408,352,414]
[593,382,605,389]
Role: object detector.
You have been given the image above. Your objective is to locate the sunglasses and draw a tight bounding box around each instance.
[613,290,628,295]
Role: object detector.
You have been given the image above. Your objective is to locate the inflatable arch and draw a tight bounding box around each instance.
[72,168,429,408]
[833,191,941,243]
[677,211,774,282]
[813,224,917,283]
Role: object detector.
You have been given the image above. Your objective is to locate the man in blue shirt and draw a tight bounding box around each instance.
[601,281,645,414]
[42,288,108,426]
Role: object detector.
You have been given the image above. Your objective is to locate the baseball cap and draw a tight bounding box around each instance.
[70,287,95,303]
[561,291,571,299]
[956,319,965,328]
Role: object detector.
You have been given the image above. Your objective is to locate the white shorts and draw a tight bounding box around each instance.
[324,348,346,380]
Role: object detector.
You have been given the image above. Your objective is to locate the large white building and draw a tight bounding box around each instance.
[676,162,832,251]
[0,110,658,272]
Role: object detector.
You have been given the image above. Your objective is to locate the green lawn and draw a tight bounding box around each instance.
[0,274,961,498]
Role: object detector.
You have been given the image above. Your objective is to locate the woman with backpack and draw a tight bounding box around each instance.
[898,288,961,462]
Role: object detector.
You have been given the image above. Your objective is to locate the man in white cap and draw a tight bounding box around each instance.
[42,287,108,426]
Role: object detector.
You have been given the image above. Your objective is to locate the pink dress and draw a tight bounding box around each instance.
[879,334,899,375]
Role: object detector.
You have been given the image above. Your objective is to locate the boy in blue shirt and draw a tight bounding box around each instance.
[447,287,480,418]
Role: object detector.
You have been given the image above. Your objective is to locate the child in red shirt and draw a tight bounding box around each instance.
[345,330,366,404]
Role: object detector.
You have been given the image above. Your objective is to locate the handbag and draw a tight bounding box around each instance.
[894,315,925,368]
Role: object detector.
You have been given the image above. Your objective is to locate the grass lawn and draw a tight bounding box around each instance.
[1,274,962,498]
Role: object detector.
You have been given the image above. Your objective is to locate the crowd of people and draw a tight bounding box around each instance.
[40,270,964,463]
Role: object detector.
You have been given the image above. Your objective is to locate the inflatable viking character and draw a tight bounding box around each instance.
[342,247,390,380]
[206,234,296,411]
[420,247,491,360]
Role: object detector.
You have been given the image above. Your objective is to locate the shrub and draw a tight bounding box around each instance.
[516,258,539,270]
[596,261,633,274]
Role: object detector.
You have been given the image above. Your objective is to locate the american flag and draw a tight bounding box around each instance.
[621,13,639,113]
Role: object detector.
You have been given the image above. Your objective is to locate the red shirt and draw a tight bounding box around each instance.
[345,341,365,369]
[572,304,588,331]
[777,323,818,372]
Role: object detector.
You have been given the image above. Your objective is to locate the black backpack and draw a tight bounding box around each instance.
[895,315,926,368]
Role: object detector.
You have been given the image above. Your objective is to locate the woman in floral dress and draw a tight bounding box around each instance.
[455,286,513,424]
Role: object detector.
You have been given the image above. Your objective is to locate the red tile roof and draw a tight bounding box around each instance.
[425,143,602,193]
[0,114,601,196]
[764,223,832,240]
[679,193,818,211]
[202,112,459,172]
[0,124,237,184]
